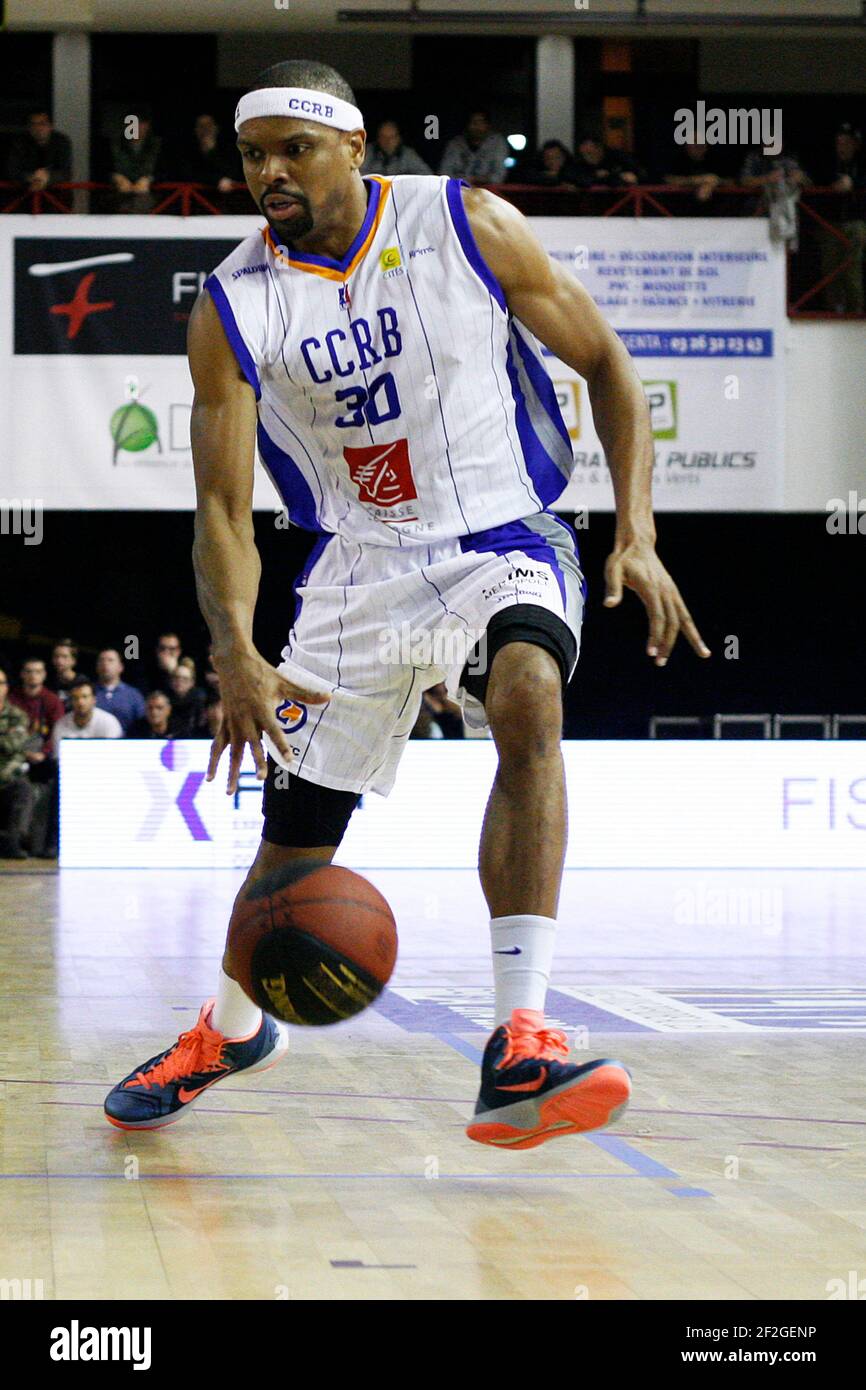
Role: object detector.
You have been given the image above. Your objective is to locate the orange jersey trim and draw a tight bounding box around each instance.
[262,177,392,282]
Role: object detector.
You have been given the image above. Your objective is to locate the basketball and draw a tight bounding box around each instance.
[225,860,398,1025]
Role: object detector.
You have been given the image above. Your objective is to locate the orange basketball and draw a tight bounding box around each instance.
[226,860,398,1025]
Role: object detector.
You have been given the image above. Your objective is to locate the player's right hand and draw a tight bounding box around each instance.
[206,649,330,795]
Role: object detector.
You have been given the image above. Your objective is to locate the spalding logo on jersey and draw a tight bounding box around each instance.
[275,698,308,733]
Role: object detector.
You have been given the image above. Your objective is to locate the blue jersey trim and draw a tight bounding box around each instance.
[544,511,587,601]
[459,519,566,607]
[445,178,507,312]
[510,322,573,451]
[291,532,334,630]
[204,274,261,401]
[504,338,570,508]
[256,422,323,532]
[280,178,382,272]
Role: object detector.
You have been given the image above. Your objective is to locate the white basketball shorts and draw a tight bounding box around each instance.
[262,511,586,796]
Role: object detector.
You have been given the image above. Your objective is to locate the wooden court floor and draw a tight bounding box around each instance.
[1,864,864,1300]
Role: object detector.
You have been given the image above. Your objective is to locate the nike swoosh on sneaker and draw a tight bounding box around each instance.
[497,1066,548,1093]
[494,947,522,955]
[177,1073,232,1103]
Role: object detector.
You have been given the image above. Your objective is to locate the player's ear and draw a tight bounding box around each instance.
[347,129,366,168]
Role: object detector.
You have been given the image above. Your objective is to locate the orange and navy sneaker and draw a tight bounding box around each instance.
[104,1000,288,1131]
[466,1008,631,1150]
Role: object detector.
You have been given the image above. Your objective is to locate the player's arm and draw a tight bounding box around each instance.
[463,187,710,665]
[188,290,327,793]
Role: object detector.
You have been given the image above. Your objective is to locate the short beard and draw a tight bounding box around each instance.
[263,203,314,245]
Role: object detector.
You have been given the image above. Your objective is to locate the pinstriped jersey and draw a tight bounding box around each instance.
[205,173,576,547]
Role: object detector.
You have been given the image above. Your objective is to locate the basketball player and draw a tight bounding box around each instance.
[105,61,710,1147]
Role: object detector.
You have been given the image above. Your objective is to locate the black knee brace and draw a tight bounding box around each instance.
[262,759,361,848]
[460,603,577,706]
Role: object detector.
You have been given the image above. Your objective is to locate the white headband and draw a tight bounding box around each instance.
[235,87,364,133]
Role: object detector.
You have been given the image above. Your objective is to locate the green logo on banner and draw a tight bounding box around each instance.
[110,396,161,463]
[643,381,678,440]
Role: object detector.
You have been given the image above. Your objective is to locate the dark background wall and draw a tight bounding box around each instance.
[2,29,865,185]
[1,512,861,737]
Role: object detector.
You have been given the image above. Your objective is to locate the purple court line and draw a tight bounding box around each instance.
[331,1260,416,1270]
[628,1106,866,1127]
[613,1133,846,1152]
[738,1141,847,1151]
[314,1115,411,1124]
[8,1077,861,1129]
[0,1077,471,1105]
[40,1100,268,1116]
[41,1098,410,1124]
[33,1102,852,1152]
[0,1172,647,1181]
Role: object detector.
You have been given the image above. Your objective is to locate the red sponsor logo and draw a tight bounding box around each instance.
[50,272,115,340]
[343,438,417,508]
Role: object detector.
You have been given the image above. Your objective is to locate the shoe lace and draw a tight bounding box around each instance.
[133,1023,227,1091]
[498,1025,570,1070]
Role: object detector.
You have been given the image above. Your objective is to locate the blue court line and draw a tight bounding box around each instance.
[434,1031,713,1200]
[436,1032,485,1065]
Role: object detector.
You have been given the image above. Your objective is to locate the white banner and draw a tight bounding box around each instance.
[2,213,785,511]
[537,217,786,512]
[59,740,865,870]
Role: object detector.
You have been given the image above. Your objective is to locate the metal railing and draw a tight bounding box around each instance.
[650,713,865,739]
[2,179,862,318]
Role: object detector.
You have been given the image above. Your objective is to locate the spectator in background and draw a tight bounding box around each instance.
[409,703,442,739]
[663,140,724,203]
[128,690,175,739]
[525,140,581,190]
[740,146,810,191]
[9,658,64,857]
[740,145,811,247]
[819,122,866,314]
[110,109,162,202]
[363,120,432,176]
[203,643,220,696]
[422,682,465,739]
[148,631,183,692]
[0,668,35,860]
[49,639,82,708]
[202,690,223,741]
[7,110,72,190]
[94,648,146,734]
[10,658,65,774]
[439,111,509,185]
[168,658,206,736]
[179,114,236,191]
[574,134,642,189]
[51,678,123,753]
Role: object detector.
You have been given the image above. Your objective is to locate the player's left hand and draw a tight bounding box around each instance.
[603,538,711,666]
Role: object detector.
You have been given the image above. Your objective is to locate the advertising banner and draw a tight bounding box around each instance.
[59,740,864,870]
[2,213,785,511]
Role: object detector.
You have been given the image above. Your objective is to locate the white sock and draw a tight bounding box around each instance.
[489,915,557,1027]
[210,967,262,1039]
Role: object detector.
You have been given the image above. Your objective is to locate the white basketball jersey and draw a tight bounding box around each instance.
[205,174,575,547]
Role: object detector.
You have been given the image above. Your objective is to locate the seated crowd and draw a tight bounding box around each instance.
[6,103,864,198]
[0,631,467,859]
[5,105,863,312]
[0,634,221,860]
